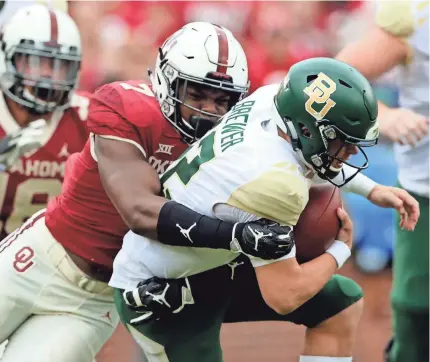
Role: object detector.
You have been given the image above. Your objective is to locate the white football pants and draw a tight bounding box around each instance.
[0,210,119,362]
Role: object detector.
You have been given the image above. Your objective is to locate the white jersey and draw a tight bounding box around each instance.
[110,85,311,290]
[0,0,68,27]
[376,1,429,197]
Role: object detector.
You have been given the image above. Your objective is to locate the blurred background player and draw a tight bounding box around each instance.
[0,3,92,361]
[336,1,429,362]
[0,7,87,248]
[0,2,84,232]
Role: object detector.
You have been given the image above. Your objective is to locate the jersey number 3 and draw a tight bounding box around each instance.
[161,131,215,199]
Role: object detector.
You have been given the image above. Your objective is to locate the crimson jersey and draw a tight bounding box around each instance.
[45,80,188,269]
[0,91,90,239]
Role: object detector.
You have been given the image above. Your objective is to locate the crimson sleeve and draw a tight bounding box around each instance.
[86,83,142,145]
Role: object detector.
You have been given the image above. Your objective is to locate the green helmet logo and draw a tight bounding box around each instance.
[275,58,379,186]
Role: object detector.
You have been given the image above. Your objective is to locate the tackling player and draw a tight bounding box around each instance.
[113,58,421,362]
[0,21,296,362]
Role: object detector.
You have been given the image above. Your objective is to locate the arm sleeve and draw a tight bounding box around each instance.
[311,165,377,198]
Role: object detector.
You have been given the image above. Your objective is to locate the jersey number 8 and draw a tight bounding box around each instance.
[0,174,62,235]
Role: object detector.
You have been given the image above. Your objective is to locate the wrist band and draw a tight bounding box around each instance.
[325,240,351,268]
[345,172,377,198]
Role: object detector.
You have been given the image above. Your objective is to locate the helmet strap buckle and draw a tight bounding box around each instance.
[311,154,323,168]
[323,126,337,140]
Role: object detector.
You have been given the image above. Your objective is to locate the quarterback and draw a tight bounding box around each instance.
[337,1,429,361]
[111,58,420,362]
[0,21,298,362]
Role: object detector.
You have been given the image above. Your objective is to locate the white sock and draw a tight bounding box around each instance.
[299,357,352,362]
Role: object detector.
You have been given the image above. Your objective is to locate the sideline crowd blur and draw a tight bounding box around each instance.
[70,1,374,93]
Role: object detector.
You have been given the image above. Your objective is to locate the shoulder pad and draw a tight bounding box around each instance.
[376,1,415,37]
[93,80,161,128]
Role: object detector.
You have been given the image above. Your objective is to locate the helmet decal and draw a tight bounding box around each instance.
[303,72,337,121]
[162,28,184,57]
[44,9,59,48]
[213,24,229,74]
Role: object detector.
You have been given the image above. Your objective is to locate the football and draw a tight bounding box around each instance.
[294,184,342,263]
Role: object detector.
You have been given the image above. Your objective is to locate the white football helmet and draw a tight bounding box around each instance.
[150,22,249,143]
[0,4,81,114]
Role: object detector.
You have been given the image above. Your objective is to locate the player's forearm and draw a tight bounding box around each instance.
[117,191,242,251]
[336,26,408,80]
[156,201,244,250]
[117,195,234,249]
[257,254,337,315]
[291,254,339,306]
[126,194,167,240]
[125,196,244,251]
[376,101,399,137]
[108,180,244,250]
[339,167,377,198]
[282,255,337,314]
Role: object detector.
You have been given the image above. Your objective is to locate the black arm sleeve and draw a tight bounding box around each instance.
[156,201,245,250]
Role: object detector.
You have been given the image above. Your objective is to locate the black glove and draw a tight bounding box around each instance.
[232,220,295,260]
[123,276,194,324]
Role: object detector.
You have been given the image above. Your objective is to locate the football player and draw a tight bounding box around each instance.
[0,21,297,362]
[0,4,88,241]
[0,3,90,361]
[0,2,88,234]
[336,2,429,361]
[112,58,420,362]
[0,18,419,362]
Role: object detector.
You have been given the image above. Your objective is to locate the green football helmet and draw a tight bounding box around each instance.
[274,57,379,186]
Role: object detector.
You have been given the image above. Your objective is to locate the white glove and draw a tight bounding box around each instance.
[0,119,46,171]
